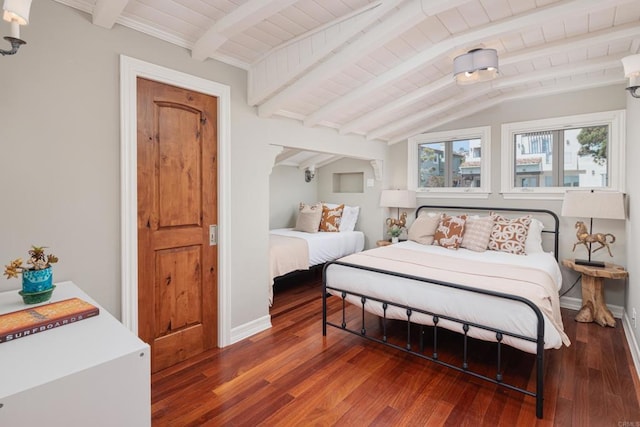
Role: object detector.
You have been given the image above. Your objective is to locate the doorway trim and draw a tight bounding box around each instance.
[119,55,232,347]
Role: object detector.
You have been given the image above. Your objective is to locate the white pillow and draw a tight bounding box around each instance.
[324,203,360,232]
[294,202,322,233]
[525,218,545,254]
[408,213,441,245]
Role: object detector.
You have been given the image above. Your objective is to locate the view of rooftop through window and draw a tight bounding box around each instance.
[418,139,482,188]
[514,125,608,188]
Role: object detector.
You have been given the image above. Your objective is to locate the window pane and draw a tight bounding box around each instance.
[514,131,554,187]
[501,110,622,195]
[513,126,609,188]
[418,142,446,187]
[410,126,490,194]
[456,139,482,188]
[418,139,482,188]
[563,126,608,188]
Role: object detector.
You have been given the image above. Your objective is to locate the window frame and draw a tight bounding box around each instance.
[408,126,491,199]
[500,110,626,200]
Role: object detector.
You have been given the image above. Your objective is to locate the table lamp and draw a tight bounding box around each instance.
[380,189,416,230]
[561,190,625,267]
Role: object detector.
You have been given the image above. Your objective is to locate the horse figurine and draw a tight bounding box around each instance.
[572,221,615,257]
[386,212,407,229]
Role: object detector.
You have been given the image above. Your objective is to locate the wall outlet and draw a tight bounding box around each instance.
[633,308,637,329]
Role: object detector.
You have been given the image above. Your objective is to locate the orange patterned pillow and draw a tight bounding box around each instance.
[488,214,531,255]
[433,215,467,249]
[319,204,344,232]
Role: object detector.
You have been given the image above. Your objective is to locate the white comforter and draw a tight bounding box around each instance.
[325,241,569,354]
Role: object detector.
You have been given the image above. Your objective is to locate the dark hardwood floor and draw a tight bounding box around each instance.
[151,271,640,426]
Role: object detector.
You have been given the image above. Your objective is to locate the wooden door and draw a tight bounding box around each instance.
[137,77,218,373]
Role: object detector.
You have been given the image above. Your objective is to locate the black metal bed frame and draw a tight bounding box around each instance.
[322,205,559,419]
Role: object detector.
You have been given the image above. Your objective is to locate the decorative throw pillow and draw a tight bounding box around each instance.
[294,202,322,233]
[488,214,531,255]
[323,203,360,232]
[461,216,494,252]
[408,212,441,245]
[339,205,360,232]
[319,204,344,232]
[525,218,545,254]
[433,215,467,249]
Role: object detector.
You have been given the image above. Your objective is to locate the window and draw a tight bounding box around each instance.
[408,126,491,198]
[501,111,625,199]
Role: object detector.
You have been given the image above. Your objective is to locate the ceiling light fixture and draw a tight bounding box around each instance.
[622,54,640,98]
[1,0,31,56]
[453,48,499,85]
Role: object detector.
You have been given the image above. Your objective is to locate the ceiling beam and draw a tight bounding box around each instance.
[274,148,302,165]
[387,76,624,145]
[500,22,640,67]
[192,0,299,61]
[298,153,339,170]
[339,22,640,137]
[251,0,407,107]
[301,0,629,128]
[92,0,129,29]
[368,56,626,141]
[339,76,451,136]
[258,0,472,118]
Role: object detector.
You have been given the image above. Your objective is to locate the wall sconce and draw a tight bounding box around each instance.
[304,165,316,183]
[453,48,499,85]
[622,54,640,98]
[1,0,31,56]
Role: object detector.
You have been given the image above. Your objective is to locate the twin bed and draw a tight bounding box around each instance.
[269,228,364,305]
[322,205,569,419]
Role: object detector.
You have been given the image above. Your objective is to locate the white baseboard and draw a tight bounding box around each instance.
[622,310,640,380]
[559,296,623,318]
[229,315,272,345]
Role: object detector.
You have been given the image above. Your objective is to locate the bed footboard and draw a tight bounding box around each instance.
[322,261,546,419]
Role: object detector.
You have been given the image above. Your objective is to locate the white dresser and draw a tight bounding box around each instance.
[0,281,150,427]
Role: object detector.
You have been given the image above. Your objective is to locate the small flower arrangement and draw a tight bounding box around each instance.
[4,246,59,279]
[387,224,404,238]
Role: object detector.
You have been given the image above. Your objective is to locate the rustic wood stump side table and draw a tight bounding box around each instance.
[561,259,628,327]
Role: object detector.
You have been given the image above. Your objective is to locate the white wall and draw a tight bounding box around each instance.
[389,86,627,305]
[625,91,640,359]
[0,1,388,334]
[316,158,384,249]
[269,166,317,229]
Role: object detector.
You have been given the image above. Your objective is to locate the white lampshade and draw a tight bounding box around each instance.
[380,190,416,209]
[622,54,640,78]
[561,190,626,220]
[3,0,31,25]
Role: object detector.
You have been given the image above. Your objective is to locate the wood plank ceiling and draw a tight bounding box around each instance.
[56,0,640,153]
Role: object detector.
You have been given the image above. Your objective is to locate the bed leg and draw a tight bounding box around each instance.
[536,347,544,418]
[322,269,327,337]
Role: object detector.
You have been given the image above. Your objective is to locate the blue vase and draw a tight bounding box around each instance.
[22,267,53,293]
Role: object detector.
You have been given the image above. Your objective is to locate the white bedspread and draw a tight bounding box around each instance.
[325,241,569,354]
[269,228,365,304]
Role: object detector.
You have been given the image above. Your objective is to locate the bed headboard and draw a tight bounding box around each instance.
[415,205,560,261]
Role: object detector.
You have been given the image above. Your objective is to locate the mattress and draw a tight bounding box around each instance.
[325,240,570,354]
